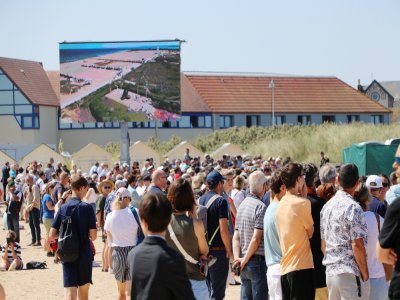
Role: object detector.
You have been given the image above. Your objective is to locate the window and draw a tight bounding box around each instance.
[177,115,212,128]
[371,115,383,124]
[0,75,13,90]
[0,73,39,129]
[274,115,286,126]
[246,115,260,127]
[0,91,13,104]
[322,115,335,123]
[178,116,190,127]
[297,115,311,125]
[219,115,233,128]
[347,115,360,123]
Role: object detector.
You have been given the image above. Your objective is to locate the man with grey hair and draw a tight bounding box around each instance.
[319,164,336,184]
[233,170,268,299]
[147,170,167,196]
[24,174,41,246]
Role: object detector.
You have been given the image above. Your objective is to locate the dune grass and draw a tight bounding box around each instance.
[104,123,400,165]
[192,123,400,164]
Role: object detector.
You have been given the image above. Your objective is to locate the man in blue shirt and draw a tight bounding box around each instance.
[366,175,387,218]
[199,171,232,300]
[50,175,97,300]
[147,170,167,196]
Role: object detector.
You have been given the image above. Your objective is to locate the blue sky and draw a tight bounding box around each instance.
[1,0,399,87]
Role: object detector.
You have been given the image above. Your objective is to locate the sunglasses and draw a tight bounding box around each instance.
[382,182,389,187]
[396,157,400,165]
[103,186,112,190]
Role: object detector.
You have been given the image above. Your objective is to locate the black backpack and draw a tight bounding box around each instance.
[57,203,81,263]
[26,261,47,269]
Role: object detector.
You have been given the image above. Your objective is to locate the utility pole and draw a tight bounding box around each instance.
[269,80,275,126]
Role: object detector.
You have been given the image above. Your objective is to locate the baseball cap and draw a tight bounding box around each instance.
[116,187,131,199]
[366,175,383,189]
[206,171,225,184]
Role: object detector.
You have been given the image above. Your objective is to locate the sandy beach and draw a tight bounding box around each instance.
[0,214,240,299]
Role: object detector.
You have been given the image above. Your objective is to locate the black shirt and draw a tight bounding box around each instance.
[379,198,400,298]
[199,191,228,248]
[53,182,66,203]
[307,193,327,288]
[7,192,22,215]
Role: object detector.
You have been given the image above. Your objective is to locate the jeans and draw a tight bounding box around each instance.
[369,277,388,300]
[240,257,268,300]
[7,214,20,243]
[190,279,209,300]
[206,250,229,300]
[29,208,41,243]
[327,273,370,300]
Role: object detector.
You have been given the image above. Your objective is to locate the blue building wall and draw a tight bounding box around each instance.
[214,112,390,128]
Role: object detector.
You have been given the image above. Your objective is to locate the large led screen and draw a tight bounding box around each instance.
[59,40,181,123]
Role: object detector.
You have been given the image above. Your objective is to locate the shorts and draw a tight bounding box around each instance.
[62,251,93,287]
[112,246,134,283]
[43,217,54,234]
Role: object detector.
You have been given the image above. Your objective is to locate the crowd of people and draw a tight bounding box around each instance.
[1,146,400,300]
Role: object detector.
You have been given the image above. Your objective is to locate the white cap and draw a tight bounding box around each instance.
[116,187,131,199]
[366,175,383,189]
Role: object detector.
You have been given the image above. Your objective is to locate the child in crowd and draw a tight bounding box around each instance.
[1,230,23,271]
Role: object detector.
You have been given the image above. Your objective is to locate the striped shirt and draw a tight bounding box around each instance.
[235,194,267,256]
[1,242,22,263]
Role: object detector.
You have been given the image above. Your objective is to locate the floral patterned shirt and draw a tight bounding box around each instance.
[320,190,368,276]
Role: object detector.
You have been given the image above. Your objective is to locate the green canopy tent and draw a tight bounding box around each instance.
[342,143,397,177]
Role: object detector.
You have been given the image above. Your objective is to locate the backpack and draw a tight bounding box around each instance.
[26,261,47,270]
[57,203,81,263]
[130,207,145,245]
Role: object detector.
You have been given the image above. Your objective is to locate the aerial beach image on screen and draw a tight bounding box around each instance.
[59,40,181,123]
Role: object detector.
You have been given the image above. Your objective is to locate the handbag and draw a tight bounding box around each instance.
[168,224,206,277]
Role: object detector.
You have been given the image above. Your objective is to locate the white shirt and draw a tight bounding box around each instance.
[104,207,138,247]
[37,178,45,193]
[364,211,385,278]
[85,188,97,204]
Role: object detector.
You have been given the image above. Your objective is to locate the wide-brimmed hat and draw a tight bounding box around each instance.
[98,179,114,192]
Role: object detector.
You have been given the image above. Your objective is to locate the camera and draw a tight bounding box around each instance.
[231,261,241,276]
[6,237,14,245]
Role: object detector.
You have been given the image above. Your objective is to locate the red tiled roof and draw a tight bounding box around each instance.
[46,71,60,100]
[181,73,210,112]
[183,74,391,114]
[0,57,58,107]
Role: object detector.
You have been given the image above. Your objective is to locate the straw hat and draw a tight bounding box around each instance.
[98,179,115,191]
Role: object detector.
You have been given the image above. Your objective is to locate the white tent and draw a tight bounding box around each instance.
[72,143,112,173]
[211,143,244,160]
[20,144,63,167]
[129,141,161,168]
[164,141,204,161]
[0,150,16,167]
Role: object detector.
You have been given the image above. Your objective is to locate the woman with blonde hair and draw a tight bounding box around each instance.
[231,175,246,208]
[104,187,138,300]
[41,181,57,257]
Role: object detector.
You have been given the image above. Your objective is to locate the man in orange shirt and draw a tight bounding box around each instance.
[276,163,315,300]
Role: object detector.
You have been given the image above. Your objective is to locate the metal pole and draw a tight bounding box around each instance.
[269,80,275,126]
